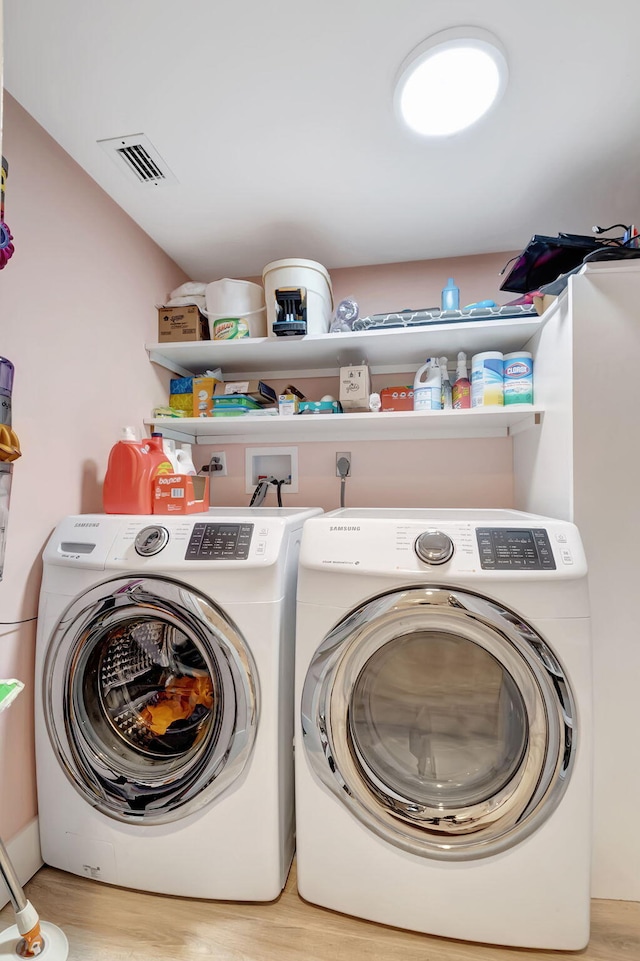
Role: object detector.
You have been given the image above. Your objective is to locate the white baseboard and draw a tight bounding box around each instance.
[0,817,43,911]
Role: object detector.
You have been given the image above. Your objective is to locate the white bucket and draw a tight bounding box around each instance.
[204,279,267,338]
[262,258,333,338]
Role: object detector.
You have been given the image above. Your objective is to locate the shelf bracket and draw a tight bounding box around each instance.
[508,411,542,436]
[147,347,192,377]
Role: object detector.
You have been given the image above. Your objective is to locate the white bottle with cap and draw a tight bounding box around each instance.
[413,358,442,411]
[175,443,197,475]
[162,438,180,473]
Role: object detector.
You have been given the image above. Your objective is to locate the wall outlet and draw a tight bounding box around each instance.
[209,451,227,476]
[336,451,352,477]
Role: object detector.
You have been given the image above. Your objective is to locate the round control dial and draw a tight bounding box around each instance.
[134,525,170,556]
[414,529,454,566]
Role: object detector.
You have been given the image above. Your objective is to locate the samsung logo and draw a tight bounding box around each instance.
[329,525,361,532]
[74,522,99,527]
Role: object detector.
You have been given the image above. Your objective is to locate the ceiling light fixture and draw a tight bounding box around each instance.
[394,27,508,137]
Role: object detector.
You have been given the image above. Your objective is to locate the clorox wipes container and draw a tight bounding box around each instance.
[503,352,534,405]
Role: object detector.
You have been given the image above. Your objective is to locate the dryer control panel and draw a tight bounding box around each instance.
[185,523,254,560]
[476,528,556,570]
[298,509,587,581]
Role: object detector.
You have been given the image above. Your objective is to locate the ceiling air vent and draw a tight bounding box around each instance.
[97,134,177,185]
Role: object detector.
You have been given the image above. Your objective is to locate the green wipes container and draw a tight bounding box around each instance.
[503,352,534,405]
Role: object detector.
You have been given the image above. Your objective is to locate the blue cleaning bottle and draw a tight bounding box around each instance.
[441,278,460,312]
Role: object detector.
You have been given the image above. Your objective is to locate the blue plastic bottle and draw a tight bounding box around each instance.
[441,278,460,312]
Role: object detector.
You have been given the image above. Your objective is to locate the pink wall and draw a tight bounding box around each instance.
[0,94,187,840]
[200,435,513,514]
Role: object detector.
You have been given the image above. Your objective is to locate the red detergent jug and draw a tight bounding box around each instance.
[103,429,173,514]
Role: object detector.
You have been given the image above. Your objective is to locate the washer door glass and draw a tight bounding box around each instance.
[44,575,258,824]
[302,587,576,860]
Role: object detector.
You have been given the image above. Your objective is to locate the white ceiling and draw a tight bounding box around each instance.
[4,1,640,282]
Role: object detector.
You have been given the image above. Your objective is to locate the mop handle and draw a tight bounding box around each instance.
[0,834,28,913]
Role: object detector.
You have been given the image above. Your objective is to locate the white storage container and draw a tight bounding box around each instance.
[262,259,333,338]
[205,278,267,339]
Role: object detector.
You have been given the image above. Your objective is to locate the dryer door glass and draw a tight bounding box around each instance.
[302,587,576,860]
[43,575,257,824]
[349,630,528,809]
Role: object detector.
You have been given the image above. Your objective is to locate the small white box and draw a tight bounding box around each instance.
[278,394,299,415]
[339,365,371,410]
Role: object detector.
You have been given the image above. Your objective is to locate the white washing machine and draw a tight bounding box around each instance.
[35,506,321,900]
[295,508,592,950]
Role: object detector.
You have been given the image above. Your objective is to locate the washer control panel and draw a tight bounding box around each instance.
[476,527,556,570]
[185,523,254,560]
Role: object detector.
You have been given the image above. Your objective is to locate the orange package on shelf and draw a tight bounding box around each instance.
[380,386,415,411]
[152,474,209,514]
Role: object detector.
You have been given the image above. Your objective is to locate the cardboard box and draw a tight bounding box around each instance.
[192,376,223,417]
[278,393,299,415]
[380,386,414,411]
[157,305,210,342]
[533,294,557,316]
[213,380,277,406]
[298,400,342,414]
[153,474,209,514]
[169,376,193,394]
[169,393,194,414]
[339,364,371,411]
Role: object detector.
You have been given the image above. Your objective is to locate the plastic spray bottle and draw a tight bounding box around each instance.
[452,352,471,409]
[414,358,442,411]
[439,357,452,409]
[441,278,460,312]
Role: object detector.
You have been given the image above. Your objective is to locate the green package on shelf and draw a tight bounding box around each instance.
[213,408,256,417]
[211,394,261,409]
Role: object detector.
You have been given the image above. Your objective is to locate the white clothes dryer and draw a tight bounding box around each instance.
[35,507,321,900]
[295,509,592,949]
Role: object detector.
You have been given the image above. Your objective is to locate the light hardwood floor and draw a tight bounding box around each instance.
[1,860,639,961]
